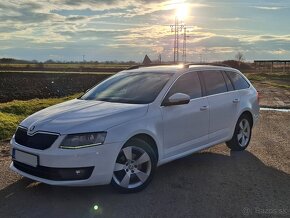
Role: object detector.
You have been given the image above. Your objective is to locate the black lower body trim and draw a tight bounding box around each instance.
[13,161,94,181]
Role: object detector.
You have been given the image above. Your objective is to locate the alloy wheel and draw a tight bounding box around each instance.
[237,119,250,147]
[113,146,152,189]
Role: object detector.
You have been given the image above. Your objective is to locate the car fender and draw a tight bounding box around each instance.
[106,115,163,162]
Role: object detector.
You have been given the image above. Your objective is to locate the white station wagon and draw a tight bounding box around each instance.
[10,64,260,192]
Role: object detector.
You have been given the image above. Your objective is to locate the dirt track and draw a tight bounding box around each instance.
[0,111,289,218]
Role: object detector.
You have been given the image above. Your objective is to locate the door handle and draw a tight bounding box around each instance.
[233,99,240,103]
[200,106,209,111]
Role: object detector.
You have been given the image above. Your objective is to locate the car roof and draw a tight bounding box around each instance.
[124,64,239,74]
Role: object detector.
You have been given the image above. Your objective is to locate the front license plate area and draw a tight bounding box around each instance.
[13,149,38,167]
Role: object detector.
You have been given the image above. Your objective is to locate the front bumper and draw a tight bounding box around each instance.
[10,138,123,186]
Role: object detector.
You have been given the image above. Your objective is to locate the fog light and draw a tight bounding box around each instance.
[94,205,99,210]
[75,170,82,175]
[58,167,94,180]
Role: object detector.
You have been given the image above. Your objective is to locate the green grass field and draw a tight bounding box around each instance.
[0,94,79,141]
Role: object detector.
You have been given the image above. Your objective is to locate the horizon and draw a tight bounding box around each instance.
[1,0,290,62]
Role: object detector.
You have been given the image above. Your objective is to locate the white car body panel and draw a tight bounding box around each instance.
[21,99,148,135]
[10,65,260,186]
[206,91,239,141]
[161,97,209,158]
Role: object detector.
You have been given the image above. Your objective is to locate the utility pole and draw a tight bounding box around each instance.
[182,26,188,63]
[199,53,203,63]
[170,17,184,63]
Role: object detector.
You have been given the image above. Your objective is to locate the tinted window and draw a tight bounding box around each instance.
[222,71,234,91]
[201,71,227,95]
[226,71,250,90]
[81,72,172,104]
[165,72,202,100]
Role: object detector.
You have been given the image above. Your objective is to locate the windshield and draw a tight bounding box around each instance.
[80,72,173,104]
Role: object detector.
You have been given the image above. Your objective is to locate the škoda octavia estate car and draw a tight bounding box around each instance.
[10,64,260,192]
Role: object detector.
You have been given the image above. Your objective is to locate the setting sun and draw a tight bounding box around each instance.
[176,3,188,20]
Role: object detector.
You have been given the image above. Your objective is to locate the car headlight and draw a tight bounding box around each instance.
[60,132,107,149]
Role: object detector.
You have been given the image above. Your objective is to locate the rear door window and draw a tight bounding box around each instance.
[226,71,250,90]
[201,70,228,96]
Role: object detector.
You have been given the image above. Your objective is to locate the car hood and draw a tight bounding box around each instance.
[20,99,148,134]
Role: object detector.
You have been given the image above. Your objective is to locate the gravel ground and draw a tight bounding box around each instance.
[0,111,289,218]
[254,83,290,109]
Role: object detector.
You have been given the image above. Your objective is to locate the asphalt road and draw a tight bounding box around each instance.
[0,111,289,218]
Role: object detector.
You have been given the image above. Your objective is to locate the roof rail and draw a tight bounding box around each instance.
[126,63,231,70]
[126,63,180,70]
[183,63,231,68]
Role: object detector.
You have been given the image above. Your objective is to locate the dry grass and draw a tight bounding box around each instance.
[245,72,290,89]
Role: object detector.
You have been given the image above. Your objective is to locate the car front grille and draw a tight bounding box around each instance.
[14,127,59,150]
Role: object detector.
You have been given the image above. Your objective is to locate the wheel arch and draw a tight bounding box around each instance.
[126,133,159,162]
[239,110,254,127]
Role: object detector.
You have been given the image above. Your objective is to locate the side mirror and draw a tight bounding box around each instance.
[163,93,190,106]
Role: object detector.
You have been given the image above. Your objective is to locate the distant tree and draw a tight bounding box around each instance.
[127,61,136,65]
[235,52,245,66]
[0,58,14,63]
[45,59,55,64]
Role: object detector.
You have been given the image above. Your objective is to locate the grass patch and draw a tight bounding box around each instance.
[246,74,266,81]
[245,73,290,90]
[0,94,80,140]
[0,94,80,116]
[0,112,24,140]
[263,82,290,89]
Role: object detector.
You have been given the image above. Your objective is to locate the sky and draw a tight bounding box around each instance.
[0,0,290,62]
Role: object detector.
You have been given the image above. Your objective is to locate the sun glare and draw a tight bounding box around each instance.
[176,4,188,20]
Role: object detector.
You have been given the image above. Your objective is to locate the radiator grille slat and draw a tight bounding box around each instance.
[15,127,58,150]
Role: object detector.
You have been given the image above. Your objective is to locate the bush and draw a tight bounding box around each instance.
[0,98,69,116]
[0,112,24,140]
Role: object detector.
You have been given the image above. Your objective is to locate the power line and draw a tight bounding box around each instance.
[182,26,196,63]
[170,17,184,63]
[182,27,190,63]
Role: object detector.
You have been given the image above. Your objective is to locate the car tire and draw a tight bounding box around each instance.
[111,138,157,193]
[226,114,252,151]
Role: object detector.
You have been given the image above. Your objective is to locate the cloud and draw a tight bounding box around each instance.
[1,0,290,61]
[65,15,89,21]
[58,29,127,39]
[216,17,248,22]
[241,35,290,43]
[268,49,288,55]
[252,6,286,10]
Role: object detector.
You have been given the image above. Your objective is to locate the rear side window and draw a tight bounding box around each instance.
[222,71,234,91]
[165,72,202,100]
[226,71,250,90]
[201,71,227,96]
